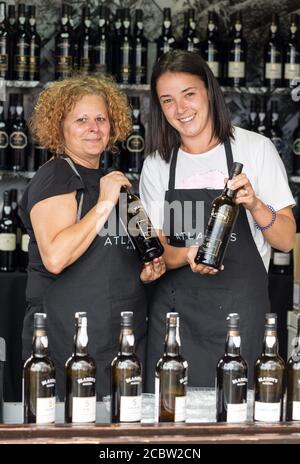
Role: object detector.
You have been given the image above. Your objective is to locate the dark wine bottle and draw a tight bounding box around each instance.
[286,313,300,421]
[181,9,200,54]
[13,3,30,81]
[0,100,8,170]
[125,96,145,174]
[65,312,96,423]
[264,13,283,88]
[292,115,300,176]
[23,313,56,424]
[132,9,148,85]
[55,4,74,80]
[111,311,142,423]
[0,190,17,272]
[120,187,164,262]
[94,5,111,75]
[117,8,133,84]
[253,313,285,422]
[9,93,27,172]
[284,14,300,88]
[112,8,123,78]
[226,12,247,87]
[10,188,21,254]
[155,312,188,422]
[27,5,40,82]
[216,313,248,423]
[201,11,221,81]
[78,5,94,75]
[269,247,293,276]
[257,97,267,137]
[0,2,9,80]
[194,162,243,269]
[156,8,176,59]
[6,4,16,80]
[19,219,29,272]
[266,100,283,158]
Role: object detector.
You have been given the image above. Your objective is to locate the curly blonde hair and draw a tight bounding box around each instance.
[29,75,132,155]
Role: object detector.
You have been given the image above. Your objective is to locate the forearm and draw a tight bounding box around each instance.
[162,242,189,270]
[250,200,296,252]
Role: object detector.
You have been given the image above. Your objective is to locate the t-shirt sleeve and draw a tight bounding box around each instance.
[25,158,84,214]
[256,138,295,212]
[139,155,167,230]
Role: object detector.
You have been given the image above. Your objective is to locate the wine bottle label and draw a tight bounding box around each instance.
[154,376,160,422]
[29,55,39,72]
[56,55,73,73]
[120,395,142,422]
[0,233,16,251]
[10,131,27,149]
[0,130,8,149]
[201,236,222,258]
[15,53,29,72]
[174,396,186,422]
[72,396,96,423]
[228,61,245,78]
[136,218,152,239]
[265,63,282,79]
[293,139,300,155]
[284,63,300,80]
[0,53,8,71]
[126,134,144,153]
[226,402,247,423]
[36,396,56,424]
[273,251,291,266]
[254,401,281,422]
[21,233,30,252]
[207,61,220,78]
[292,401,300,420]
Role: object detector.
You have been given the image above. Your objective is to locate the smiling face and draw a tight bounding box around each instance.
[62,94,111,167]
[156,72,213,152]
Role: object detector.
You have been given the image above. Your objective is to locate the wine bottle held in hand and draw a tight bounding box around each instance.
[216,313,248,423]
[194,162,243,269]
[23,313,56,424]
[155,312,188,423]
[65,312,96,423]
[111,311,142,423]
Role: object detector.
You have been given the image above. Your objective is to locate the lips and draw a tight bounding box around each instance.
[178,114,196,123]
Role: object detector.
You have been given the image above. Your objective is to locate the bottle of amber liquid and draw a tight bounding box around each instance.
[111,311,142,423]
[194,162,243,269]
[65,312,96,423]
[155,312,188,422]
[216,313,248,423]
[23,313,56,424]
[286,313,300,421]
[253,313,285,422]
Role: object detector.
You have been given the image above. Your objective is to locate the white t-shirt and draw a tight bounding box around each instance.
[139,126,295,270]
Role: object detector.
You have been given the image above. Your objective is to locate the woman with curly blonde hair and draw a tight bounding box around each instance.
[20,76,165,401]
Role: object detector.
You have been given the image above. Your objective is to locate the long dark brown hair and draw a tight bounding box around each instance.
[146,49,233,162]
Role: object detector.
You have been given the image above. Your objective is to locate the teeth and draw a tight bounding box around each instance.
[179,114,195,122]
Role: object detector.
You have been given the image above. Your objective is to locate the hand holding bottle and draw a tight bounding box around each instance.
[98,170,132,206]
[140,256,166,282]
[187,246,224,274]
[227,173,259,212]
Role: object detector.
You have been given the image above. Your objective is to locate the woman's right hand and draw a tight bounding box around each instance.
[99,171,132,206]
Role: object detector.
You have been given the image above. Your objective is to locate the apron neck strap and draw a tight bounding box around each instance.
[62,156,84,223]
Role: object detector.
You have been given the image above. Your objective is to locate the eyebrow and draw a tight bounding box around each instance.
[159,87,197,99]
[74,113,106,118]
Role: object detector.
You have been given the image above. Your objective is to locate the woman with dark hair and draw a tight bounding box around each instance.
[140,50,295,390]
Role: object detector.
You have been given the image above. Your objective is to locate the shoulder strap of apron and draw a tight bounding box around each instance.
[62,157,84,223]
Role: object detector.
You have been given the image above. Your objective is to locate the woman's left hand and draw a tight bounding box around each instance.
[140,256,166,283]
[228,173,259,212]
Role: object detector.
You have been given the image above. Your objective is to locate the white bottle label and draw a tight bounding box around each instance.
[154,376,160,422]
[174,396,186,422]
[226,402,247,423]
[36,397,56,424]
[228,61,245,78]
[120,395,142,422]
[72,396,96,423]
[292,401,300,420]
[207,61,220,78]
[265,63,282,79]
[0,233,16,251]
[284,63,300,80]
[273,251,290,266]
[254,401,281,422]
[21,233,30,252]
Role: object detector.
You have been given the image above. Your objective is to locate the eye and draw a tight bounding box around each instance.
[162,98,172,105]
[96,116,106,122]
[185,92,195,98]
[77,117,87,123]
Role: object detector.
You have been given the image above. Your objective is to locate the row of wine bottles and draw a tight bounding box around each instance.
[21,309,300,425]
[0,93,145,174]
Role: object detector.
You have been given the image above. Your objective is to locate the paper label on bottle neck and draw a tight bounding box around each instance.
[284,63,300,80]
[36,396,55,424]
[292,401,300,420]
[0,233,16,251]
[226,402,247,422]
[21,233,30,252]
[175,396,186,422]
[72,396,96,423]
[254,401,281,422]
[207,61,220,77]
[120,395,142,422]
[155,375,160,422]
[265,62,282,79]
[228,61,245,78]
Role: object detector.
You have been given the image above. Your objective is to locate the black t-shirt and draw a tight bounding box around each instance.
[20,157,104,302]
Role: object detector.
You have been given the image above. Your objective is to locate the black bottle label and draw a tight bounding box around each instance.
[10,131,27,149]
[0,131,8,148]
[15,53,29,73]
[126,134,144,153]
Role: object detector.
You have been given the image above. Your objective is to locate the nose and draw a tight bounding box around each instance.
[175,98,188,116]
[88,119,100,131]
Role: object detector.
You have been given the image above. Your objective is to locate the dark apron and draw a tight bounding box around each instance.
[22,159,147,400]
[146,139,270,391]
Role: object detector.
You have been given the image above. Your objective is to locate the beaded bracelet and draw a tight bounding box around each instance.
[254,204,276,232]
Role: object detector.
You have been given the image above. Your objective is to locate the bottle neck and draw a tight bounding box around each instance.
[262,329,279,356]
[223,182,235,199]
[32,328,49,358]
[164,324,181,356]
[74,324,89,356]
[225,329,241,356]
[119,327,135,355]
